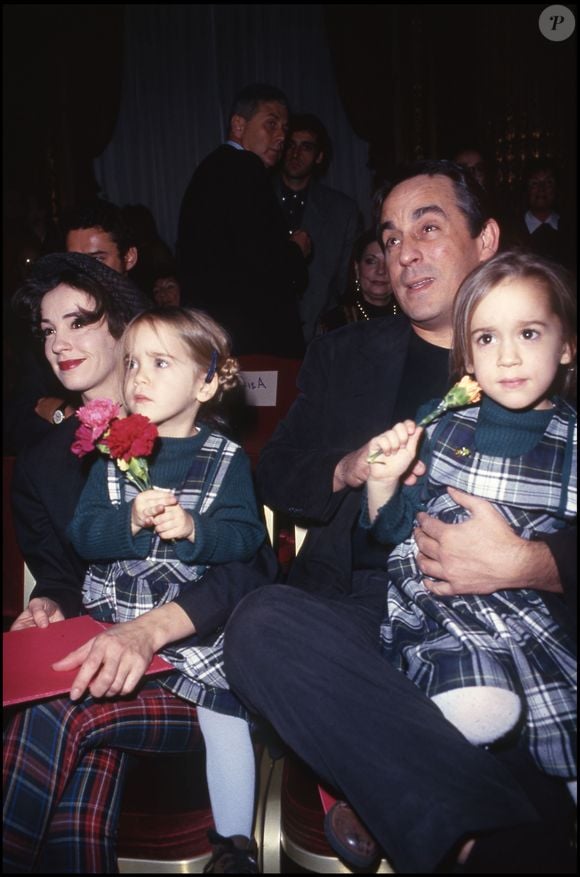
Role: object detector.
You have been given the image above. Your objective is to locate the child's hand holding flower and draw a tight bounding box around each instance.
[367,421,424,483]
[130,488,178,536]
[367,376,482,463]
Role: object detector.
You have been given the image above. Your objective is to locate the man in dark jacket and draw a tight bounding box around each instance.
[274,113,362,342]
[224,160,576,873]
[176,83,311,357]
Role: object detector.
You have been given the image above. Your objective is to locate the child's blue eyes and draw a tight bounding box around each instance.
[125,359,170,369]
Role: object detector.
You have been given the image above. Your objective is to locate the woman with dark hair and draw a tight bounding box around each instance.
[4,253,275,873]
[317,229,398,333]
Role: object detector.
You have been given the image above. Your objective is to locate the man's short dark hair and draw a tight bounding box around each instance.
[375,159,492,242]
[287,113,331,160]
[230,83,289,121]
[61,200,136,258]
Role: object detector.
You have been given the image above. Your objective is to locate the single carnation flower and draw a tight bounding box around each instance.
[105,414,159,462]
[76,399,121,441]
[71,423,98,458]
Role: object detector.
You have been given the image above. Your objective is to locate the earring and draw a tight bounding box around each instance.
[355,277,361,295]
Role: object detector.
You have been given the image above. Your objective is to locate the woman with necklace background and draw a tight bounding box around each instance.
[317,228,399,334]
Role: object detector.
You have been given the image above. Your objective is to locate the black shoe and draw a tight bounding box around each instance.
[324,800,381,870]
[203,829,259,874]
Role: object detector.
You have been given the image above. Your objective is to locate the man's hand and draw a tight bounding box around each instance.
[11,597,65,630]
[333,445,373,492]
[290,229,312,259]
[52,604,195,701]
[414,486,562,595]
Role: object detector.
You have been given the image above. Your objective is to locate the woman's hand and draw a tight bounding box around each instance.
[10,597,65,630]
[53,604,196,701]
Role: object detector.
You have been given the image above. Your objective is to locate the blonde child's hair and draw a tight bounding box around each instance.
[121,306,241,404]
[451,250,577,398]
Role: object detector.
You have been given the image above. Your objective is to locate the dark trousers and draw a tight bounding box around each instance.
[224,577,545,873]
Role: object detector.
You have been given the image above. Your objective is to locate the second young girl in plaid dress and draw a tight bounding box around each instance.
[363,252,576,783]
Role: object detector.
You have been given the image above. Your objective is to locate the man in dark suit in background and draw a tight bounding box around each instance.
[176,83,311,357]
[275,113,362,343]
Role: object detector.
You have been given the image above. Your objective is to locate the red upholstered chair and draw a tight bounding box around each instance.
[236,355,302,471]
[117,749,214,873]
[259,752,394,874]
[3,456,29,630]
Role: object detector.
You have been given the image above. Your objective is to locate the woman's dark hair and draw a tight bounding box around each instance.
[12,252,151,340]
[352,228,379,264]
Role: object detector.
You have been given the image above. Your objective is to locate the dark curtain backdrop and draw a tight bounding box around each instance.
[3,4,576,246]
[3,4,124,225]
[93,4,372,249]
[325,4,577,212]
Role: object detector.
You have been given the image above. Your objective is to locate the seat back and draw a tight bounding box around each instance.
[236,355,302,469]
[3,456,26,628]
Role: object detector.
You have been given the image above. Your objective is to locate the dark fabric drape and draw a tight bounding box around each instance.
[94,4,372,249]
[324,4,577,210]
[3,4,124,220]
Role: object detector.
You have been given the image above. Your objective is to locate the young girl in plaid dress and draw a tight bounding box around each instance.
[68,307,265,871]
[363,252,576,785]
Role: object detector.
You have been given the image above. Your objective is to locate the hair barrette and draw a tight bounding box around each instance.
[205,349,219,383]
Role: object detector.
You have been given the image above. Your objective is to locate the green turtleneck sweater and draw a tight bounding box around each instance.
[67,426,265,567]
[363,396,559,547]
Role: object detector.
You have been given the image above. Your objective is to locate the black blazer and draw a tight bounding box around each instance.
[256,316,417,594]
[176,144,307,357]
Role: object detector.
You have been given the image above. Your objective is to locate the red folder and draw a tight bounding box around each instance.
[3,614,173,706]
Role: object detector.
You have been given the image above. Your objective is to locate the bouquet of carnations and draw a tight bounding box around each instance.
[71,398,159,491]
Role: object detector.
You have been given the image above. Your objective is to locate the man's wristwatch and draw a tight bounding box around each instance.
[52,405,67,425]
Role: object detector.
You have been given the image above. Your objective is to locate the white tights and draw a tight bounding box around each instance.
[431,686,522,745]
[197,705,256,838]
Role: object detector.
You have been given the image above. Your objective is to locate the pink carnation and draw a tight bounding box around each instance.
[104,414,158,462]
[71,423,98,458]
[76,398,121,441]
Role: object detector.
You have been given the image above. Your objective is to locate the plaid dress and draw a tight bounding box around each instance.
[83,431,246,717]
[381,398,577,778]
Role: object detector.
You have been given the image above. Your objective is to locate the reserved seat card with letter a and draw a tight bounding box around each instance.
[240,370,278,406]
[3,614,173,707]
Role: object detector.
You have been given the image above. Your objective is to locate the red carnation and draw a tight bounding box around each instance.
[105,414,158,462]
